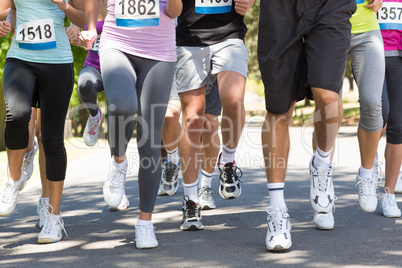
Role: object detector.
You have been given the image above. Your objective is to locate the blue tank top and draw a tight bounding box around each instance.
[7,0,73,64]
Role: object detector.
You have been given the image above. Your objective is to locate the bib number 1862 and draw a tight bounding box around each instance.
[115,0,160,27]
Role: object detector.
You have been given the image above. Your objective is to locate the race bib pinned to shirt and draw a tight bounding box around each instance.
[16,19,56,50]
[355,0,365,4]
[195,0,233,14]
[377,2,402,30]
[90,34,101,53]
[115,0,160,27]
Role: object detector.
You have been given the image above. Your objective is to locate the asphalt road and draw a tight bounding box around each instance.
[0,125,401,267]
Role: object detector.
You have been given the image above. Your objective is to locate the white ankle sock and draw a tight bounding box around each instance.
[359,166,373,178]
[267,182,286,210]
[112,157,127,169]
[136,219,152,226]
[183,181,199,202]
[166,147,180,165]
[199,169,214,188]
[313,146,332,168]
[220,145,237,164]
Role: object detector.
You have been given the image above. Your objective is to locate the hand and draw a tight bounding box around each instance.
[0,21,11,37]
[79,30,97,50]
[234,0,251,16]
[66,24,81,46]
[366,0,382,13]
[51,0,68,12]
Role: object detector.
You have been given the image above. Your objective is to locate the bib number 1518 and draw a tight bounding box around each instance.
[16,19,56,50]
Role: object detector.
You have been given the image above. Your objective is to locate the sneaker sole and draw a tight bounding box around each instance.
[266,242,292,251]
[219,187,241,200]
[38,237,61,244]
[200,204,216,210]
[180,223,204,231]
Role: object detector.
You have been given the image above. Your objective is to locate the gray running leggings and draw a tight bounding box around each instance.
[78,66,104,117]
[349,30,384,132]
[382,56,402,144]
[100,48,174,213]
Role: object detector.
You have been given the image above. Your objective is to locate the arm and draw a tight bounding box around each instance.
[166,0,182,19]
[234,0,255,16]
[79,0,99,50]
[66,23,81,46]
[0,0,14,37]
[366,0,382,13]
[52,0,86,28]
[0,0,10,20]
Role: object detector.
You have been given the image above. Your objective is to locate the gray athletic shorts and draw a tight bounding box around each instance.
[170,79,222,116]
[175,38,248,94]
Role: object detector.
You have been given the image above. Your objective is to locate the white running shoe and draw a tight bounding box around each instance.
[309,157,335,213]
[83,108,102,147]
[380,188,401,218]
[109,192,130,211]
[217,153,243,199]
[157,160,180,196]
[135,223,158,249]
[198,187,216,210]
[0,173,28,216]
[38,208,67,244]
[355,171,379,212]
[103,158,127,208]
[395,173,402,194]
[266,207,292,251]
[314,210,334,230]
[21,136,39,181]
[37,198,50,228]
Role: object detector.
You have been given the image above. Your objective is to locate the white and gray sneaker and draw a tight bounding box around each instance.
[0,173,28,216]
[103,158,127,208]
[380,188,401,218]
[266,207,292,251]
[83,108,102,147]
[395,172,402,194]
[309,156,335,213]
[135,223,158,249]
[157,160,180,196]
[22,136,39,181]
[180,196,204,231]
[355,171,379,212]
[109,192,130,211]
[37,198,50,228]
[198,187,216,210]
[314,210,334,230]
[38,208,67,244]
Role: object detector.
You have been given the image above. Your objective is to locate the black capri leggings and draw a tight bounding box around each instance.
[381,56,402,145]
[3,58,74,181]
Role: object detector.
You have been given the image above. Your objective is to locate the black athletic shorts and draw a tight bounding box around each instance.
[258,0,356,114]
[205,82,222,116]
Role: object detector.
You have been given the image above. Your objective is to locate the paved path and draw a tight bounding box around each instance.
[0,126,401,267]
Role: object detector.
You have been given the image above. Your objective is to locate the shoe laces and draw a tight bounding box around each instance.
[355,176,379,196]
[109,167,127,189]
[382,187,397,209]
[221,162,243,184]
[163,161,179,183]
[87,116,100,135]
[136,224,156,239]
[313,167,332,192]
[41,204,68,236]
[0,181,17,203]
[199,187,213,201]
[183,195,198,219]
[266,207,289,233]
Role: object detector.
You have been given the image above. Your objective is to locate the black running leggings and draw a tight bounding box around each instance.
[3,58,74,181]
[78,66,104,117]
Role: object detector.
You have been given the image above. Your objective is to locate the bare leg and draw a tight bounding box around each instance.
[162,100,182,151]
[36,109,49,198]
[201,113,220,174]
[358,128,382,169]
[384,143,402,193]
[217,71,245,150]
[48,180,64,215]
[179,87,206,184]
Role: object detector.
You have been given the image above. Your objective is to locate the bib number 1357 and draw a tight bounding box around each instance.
[16,19,56,50]
[115,0,160,27]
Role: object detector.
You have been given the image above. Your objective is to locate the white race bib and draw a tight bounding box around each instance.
[16,19,56,50]
[115,0,160,27]
[90,34,101,53]
[195,0,232,14]
[377,2,402,30]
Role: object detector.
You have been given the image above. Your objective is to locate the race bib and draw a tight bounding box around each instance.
[377,2,402,30]
[16,19,56,50]
[90,34,101,53]
[195,0,233,14]
[115,0,160,27]
[355,0,365,4]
